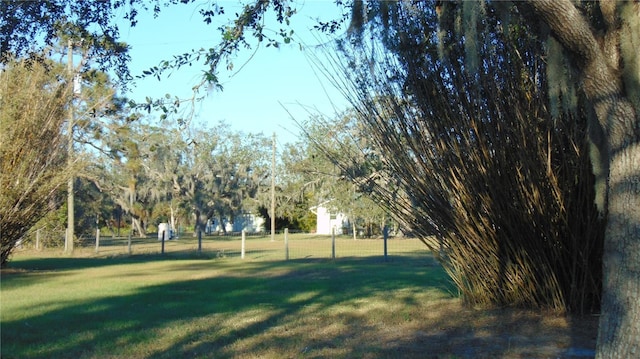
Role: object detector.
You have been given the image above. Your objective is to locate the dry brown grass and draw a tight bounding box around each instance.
[214,300,598,358]
[220,297,598,358]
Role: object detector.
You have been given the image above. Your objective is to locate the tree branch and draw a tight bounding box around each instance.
[526,0,638,151]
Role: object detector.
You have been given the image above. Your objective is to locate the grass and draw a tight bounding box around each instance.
[70,232,432,260]
[1,237,598,358]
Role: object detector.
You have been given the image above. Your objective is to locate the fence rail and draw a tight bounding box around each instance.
[19,230,432,261]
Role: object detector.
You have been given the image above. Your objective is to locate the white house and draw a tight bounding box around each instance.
[232,213,265,232]
[207,212,265,233]
[206,218,232,233]
[310,202,347,235]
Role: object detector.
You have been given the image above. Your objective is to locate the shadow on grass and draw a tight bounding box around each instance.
[3,247,277,273]
[2,256,144,272]
[1,254,596,358]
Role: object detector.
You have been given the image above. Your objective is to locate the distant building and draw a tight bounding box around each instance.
[310,202,347,235]
[232,213,265,232]
[207,212,265,234]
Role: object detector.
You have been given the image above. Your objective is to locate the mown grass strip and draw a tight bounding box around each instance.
[2,251,453,359]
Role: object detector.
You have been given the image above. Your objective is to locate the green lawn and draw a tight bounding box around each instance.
[1,237,598,358]
[1,242,454,359]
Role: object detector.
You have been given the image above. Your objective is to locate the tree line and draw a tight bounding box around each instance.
[1,53,384,256]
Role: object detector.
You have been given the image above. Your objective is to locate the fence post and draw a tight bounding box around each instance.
[128,233,132,255]
[383,225,389,262]
[161,230,165,255]
[95,228,100,254]
[241,230,246,259]
[36,228,41,251]
[331,227,336,260]
[284,228,289,260]
[197,229,202,253]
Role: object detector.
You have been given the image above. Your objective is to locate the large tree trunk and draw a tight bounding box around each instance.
[170,203,177,233]
[527,0,640,357]
[192,208,207,237]
[598,143,640,357]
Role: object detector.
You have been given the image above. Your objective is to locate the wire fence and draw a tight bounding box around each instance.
[19,229,433,262]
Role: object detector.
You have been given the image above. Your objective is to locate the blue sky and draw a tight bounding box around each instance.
[118,1,349,145]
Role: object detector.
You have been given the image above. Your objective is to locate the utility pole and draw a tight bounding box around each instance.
[66,39,75,253]
[270,132,276,242]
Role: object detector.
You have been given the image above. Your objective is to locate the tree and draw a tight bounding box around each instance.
[69,177,116,240]
[521,1,639,356]
[110,121,193,236]
[2,0,300,90]
[1,0,142,82]
[3,0,637,355]
[86,109,194,237]
[341,0,638,355]
[2,39,123,257]
[295,113,388,238]
[326,0,608,312]
[177,124,270,234]
[137,125,188,233]
[0,58,77,267]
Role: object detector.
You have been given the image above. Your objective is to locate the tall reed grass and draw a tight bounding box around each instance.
[313,4,604,313]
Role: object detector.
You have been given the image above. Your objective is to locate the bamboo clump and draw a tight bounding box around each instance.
[318,4,604,313]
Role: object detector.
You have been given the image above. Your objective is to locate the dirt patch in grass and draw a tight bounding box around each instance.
[235,299,599,359]
[365,301,599,358]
